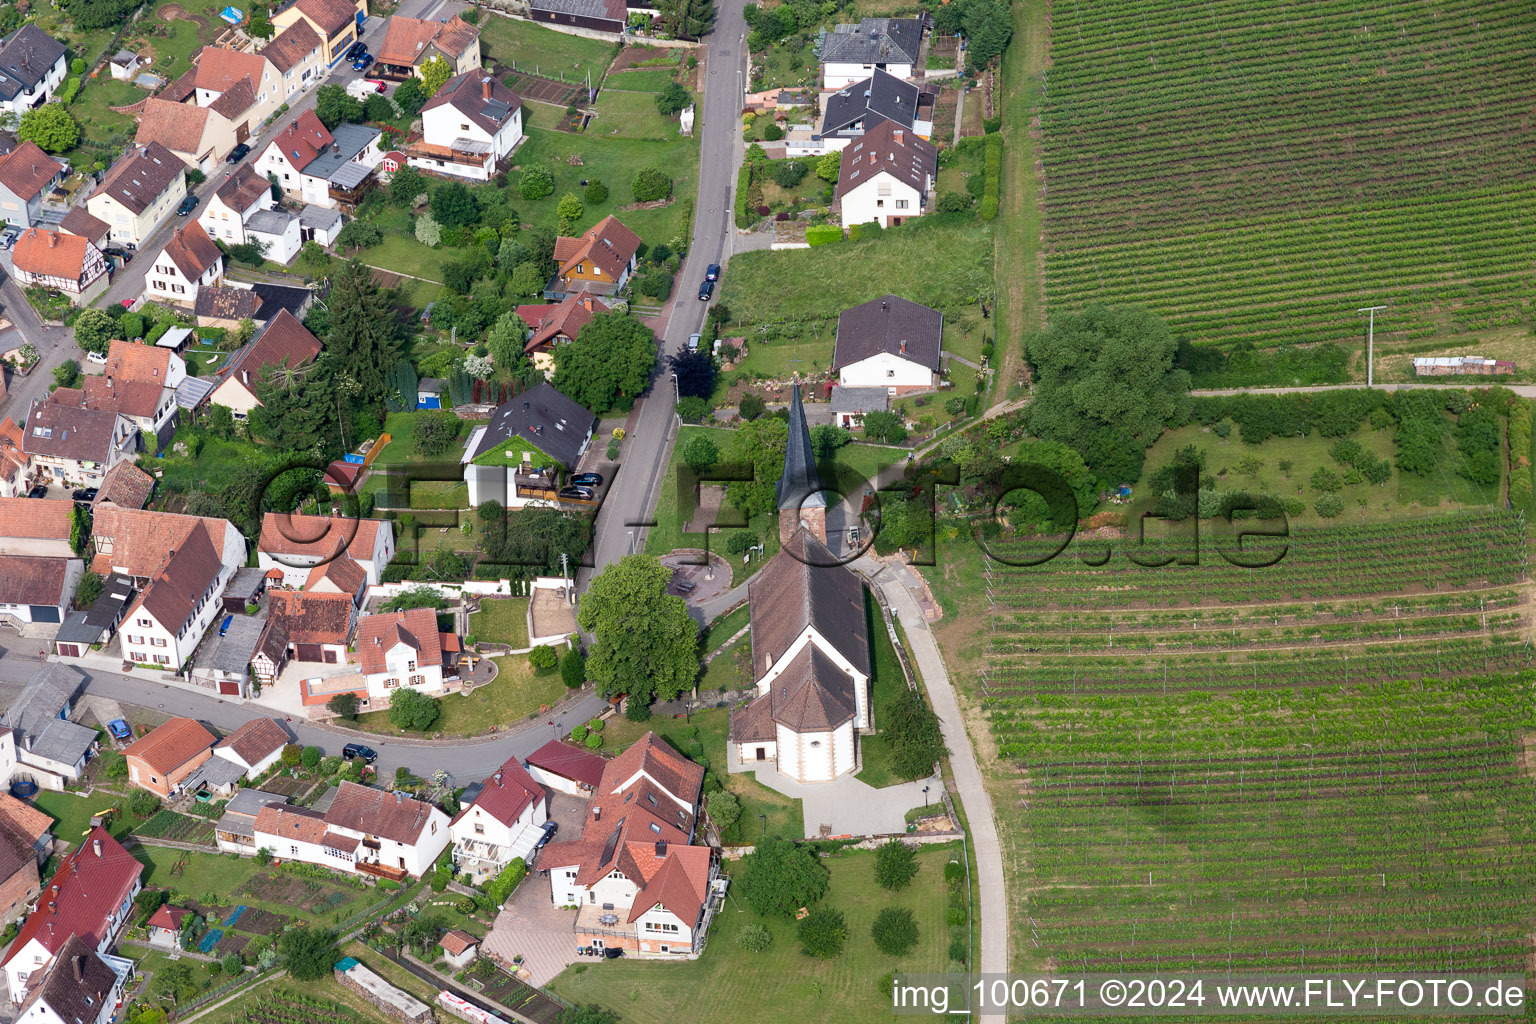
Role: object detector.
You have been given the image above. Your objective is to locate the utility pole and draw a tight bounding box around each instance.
[1358,305,1387,386]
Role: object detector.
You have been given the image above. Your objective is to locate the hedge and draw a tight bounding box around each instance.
[848,221,882,242]
[484,857,527,905]
[805,224,843,246]
[978,135,1002,221]
[1508,399,1533,513]
[734,164,754,228]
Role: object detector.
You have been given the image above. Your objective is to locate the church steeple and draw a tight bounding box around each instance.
[776,380,827,544]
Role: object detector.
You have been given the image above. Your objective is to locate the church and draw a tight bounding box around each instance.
[728,383,873,783]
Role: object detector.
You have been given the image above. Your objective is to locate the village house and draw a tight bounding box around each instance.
[211,717,289,779]
[542,733,721,957]
[819,16,925,88]
[93,461,156,510]
[12,934,132,1024]
[146,219,224,307]
[352,606,461,702]
[207,309,324,418]
[0,665,97,791]
[835,120,937,229]
[550,215,640,297]
[515,293,608,375]
[408,72,523,181]
[135,97,241,174]
[9,228,109,305]
[462,382,597,508]
[828,384,889,429]
[0,555,83,628]
[438,931,478,970]
[449,755,548,881]
[200,163,277,245]
[524,738,606,797]
[269,589,356,666]
[0,26,67,118]
[122,717,217,798]
[260,20,326,100]
[22,395,136,489]
[271,0,370,68]
[813,68,934,152]
[375,15,481,80]
[191,614,289,696]
[252,781,449,879]
[193,47,285,138]
[58,207,111,250]
[86,143,187,248]
[0,420,29,499]
[214,789,292,854]
[833,294,943,393]
[255,111,382,210]
[258,512,396,586]
[0,142,66,228]
[194,284,265,329]
[526,0,627,35]
[0,826,141,1003]
[0,498,77,560]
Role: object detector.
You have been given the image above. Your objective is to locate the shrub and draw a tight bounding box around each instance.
[128,789,160,818]
[483,857,527,904]
[805,224,842,246]
[734,164,756,228]
[936,190,974,213]
[529,644,558,670]
[770,159,806,188]
[655,80,690,115]
[584,732,603,749]
[631,166,672,202]
[871,906,918,956]
[570,725,589,743]
[520,165,555,199]
[763,122,784,141]
[561,647,586,688]
[636,269,674,299]
[874,839,918,890]
[300,745,321,769]
[1309,466,1343,492]
[584,179,609,204]
[737,923,772,952]
[848,220,882,242]
[797,907,845,958]
[978,134,1002,220]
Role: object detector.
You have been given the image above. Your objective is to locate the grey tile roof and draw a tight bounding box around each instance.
[833,294,943,372]
[245,210,294,236]
[184,753,247,790]
[470,382,596,468]
[57,572,137,643]
[820,17,923,66]
[748,529,870,683]
[29,718,98,766]
[829,385,889,414]
[0,663,84,746]
[226,788,291,816]
[301,123,380,184]
[202,614,266,673]
[821,68,922,136]
[299,205,341,229]
[0,26,66,103]
[223,566,267,603]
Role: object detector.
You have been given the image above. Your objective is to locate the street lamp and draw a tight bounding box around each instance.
[923,785,930,810]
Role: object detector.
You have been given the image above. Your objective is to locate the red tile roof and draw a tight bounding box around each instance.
[265,109,332,172]
[258,511,384,560]
[554,215,640,282]
[105,339,174,384]
[94,461,156,509]
[254,802,328,844]
[0,555,72,607]
[518,294,608,354]
[162,220,223,281]
[324,781,439,845]
[625,842,711,924]
[80,374,165,419]
[214,717,288,767]
[0,827,141,967]
[260,20,322,73]
[354,606,443,675]
[11,228,95,281]
[214,163,271,214]
[453,755,544,829]
[293,0,360,35]
[147,904,189,932]
[0,142,63,202]
[194,47,268,93]
[122,717,216,775]
[58,207,110,247]
[90,506,233,579]
[136,97,215,157]
[220,308,321,392]
[267,589,354,644]
[439,929,477,956]
[0,496,74,541]
[525,739,607,788]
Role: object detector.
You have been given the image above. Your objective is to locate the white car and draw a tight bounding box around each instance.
[86,351,109,364]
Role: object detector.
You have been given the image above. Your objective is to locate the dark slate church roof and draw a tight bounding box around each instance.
[776,381,825,512]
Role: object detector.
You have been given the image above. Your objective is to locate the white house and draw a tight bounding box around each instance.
[200,163,277,244]
[0,27,67,118]
[101,339,188,449]
[0,555,82,626]
[8,228,108,306]
[252,781,450,879]
[814,68,934,153]
[255,111,382,210]
[461,383,596,509]
[0,828,141,1004]
[0,664,98,791]
[524,739,607,797]
[408,72,523,181]
[449,756,548,881]
[85,143,187,248]
[820,17,923,89]
[353,607,460,702]
[192,47,285,136]
[207,309,324,418]
[257,512,395,586]
[832,293,943,394]
[542,734,720,957]
[146,220,224,308]
[14,938,132,1024]
[246,209,302,264]
[835,119,937,229]
[0,142,66,229]
[211,717,290,780]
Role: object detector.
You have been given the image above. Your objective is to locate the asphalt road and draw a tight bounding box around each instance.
[579,3,748,584]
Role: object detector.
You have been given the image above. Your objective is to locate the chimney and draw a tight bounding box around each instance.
[93,839,102,858]
[482,77,492,100]
[893,129,904,145]
[72,957,83,984]
[592,805,600,821]
[48,233,57,249]
[396,791,404,803]
[332,143,339,155]
[900,340,907,354]
[493,772,502,786]
[654,841,666,858]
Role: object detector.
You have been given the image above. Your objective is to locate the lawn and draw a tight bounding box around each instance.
[719,216,995,324]
[34,789,129,845]
[374,411,471,467]
[643,425,780,575]
[129,848,371,925]
[549,845,961,1023]
[154,432,269,497]
[854,593,909,789]
[408,480,468,510]
[67,77,143,150]
[698,633,750,693]
[478,16,618,86]
[468,597,531,648]
[604,68,680,93]
[589,88,687,142]
[720,324,835,388]
[351,655,566,737]
[362,233,456,285]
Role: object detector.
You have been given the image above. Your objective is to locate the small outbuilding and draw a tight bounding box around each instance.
[438,929,478,969]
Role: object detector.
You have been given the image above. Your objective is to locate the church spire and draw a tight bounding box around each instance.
[776,380,828,545]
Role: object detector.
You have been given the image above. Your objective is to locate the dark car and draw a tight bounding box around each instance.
[345,40,368,60]
[697,279,714,301]
[176,194,198,216]
[342,743,379,763]
[534,821,559,850]
[570,472,603,487]
[558,485,595,501]
[227,142,251,163]
[351,53,373,71]
[71,488,98,503]
[26,485,48,499]
[705,263,721,281]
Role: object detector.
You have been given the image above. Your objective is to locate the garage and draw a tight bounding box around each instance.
[218,679,241,696]
[295,643,324,661]
[57,643,81,658]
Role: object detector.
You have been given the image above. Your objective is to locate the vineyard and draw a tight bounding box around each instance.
[230,991,379,1024]
[1037,0,1536,351]
[985,510,1536,990]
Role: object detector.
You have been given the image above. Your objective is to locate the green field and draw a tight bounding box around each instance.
[1038,0,1536,359]
[590,88,689,142]
[467,596,531,648]
[549,845,962,1024]
[478,16,618,86]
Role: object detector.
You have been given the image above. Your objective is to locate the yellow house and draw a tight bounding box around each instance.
[135,97,240,175]
[86,142,188,248]
[552,215,641,297]
[271,0,369,68]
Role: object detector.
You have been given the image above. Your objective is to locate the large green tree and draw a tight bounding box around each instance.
[314,84,364,129]
[655,0,714,37]
[73,308,115,354]
[723,415,787,516]
[326,260,405,409]
[551,313,656,413]
[248,359,338,459]
[431,181,478,229]
[1026,305,1189,486]
[486,311,525,370]
[419,56,453,99]
[17,106,80,153]
[738,835,829,917]
[576,554,697,709]
[277,927,338,981]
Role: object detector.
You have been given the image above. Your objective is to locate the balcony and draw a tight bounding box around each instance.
[356,859,409,882]
[405,139,493,171]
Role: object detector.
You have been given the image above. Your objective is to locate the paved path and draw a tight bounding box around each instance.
[726,745,938,838]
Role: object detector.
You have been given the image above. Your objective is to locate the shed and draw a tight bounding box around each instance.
[299,206,342,247]
[828,385,889,428]
[109,51,142,81]
[416,378,442,410]
[334,958,432,1024]
[525,739,607,796]
[438,929,478,969]
[222,566,269,613]
[53,573,135,658]
[191,614,266,697]
[157,326,195,352]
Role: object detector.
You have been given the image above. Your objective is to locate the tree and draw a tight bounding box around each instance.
[419,56,453,99]
[797,907,846,958]
[724,415,787,516]
[255,846,274,865]
[1026,305,1189,486]
[809,424,851,458]
[520,165,555,200]
[431,181,479,229]
[248,362,337,461]
[577,554,698,709]
[228,239,269,266]
[551,313,657,413]
[53,360,80,389]
[874,839,918,890]
[67,0,144,31]
[770,159,806,189]
[529,644,558,671]
[326,693,360,720]
[335,219,382,250]
[560,647,586,688]
[862,410,906,444]
[936,191,973,213]
[73,308,115,353]
[277,927,338,981]
[737,923,772,952]
[871,906,918,956]
[706,789,740,835]
[314,85,364,129]
[221,952,244,975]
[654,0,713,37]
[17,105,80,153]
[74,571,104,610]
[509,261,546,297]
[326,260,405,408]
[556,191,583,228]
[655,81,690,116]
[281,743,302,766]
[486,312,525,369]
[680,432,719,473]
[584,180,608,205]
[363,93,394,123]
[389,689,441,731]
[737,393,766,421]
[128,789,160,818]
[884,689,947,780]
[932,0,1013,69]
[559,1008,619,1024]
[394,77,428,117]
[814,150,841,183]
[1314,493,1345,518]
[668,347,717,399]
[631,166,672,202]
[738,835,829,917]
[300,745,322,769]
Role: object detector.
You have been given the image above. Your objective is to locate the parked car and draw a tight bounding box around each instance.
[71,488,98,503]
[365,78,387,92]
[570,472,603,487]
[558,485,595,501]
[227,142,251,163]
[26,485,48,499]
[534,821,558,850]
[351,53,373,71]
[85,351,109,365]
[342,743,378,763]
[0,226,19,249]
[687,332,701,352]
[176,194,198,216]
[345,40,368,60]
[705,263,721,281]
[697,279,714,301]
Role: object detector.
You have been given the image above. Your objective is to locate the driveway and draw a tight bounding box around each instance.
[726,745,940,838]
[482,792,590,985]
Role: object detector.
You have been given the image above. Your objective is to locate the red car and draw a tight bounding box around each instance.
[365,78,386,92]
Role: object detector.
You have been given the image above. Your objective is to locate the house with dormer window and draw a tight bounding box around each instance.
[251,781,448,879]
[0,27,68,118]
[352,606,460,701]
[462,382,596,508]
[449,756,548,881]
